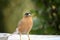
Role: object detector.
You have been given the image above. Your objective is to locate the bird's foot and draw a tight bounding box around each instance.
[28,38,30,40]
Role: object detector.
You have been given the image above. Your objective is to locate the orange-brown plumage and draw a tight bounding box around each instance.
[18,15,33,34]
[16,13,33,40]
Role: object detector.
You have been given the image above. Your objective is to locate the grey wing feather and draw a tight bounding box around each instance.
[13,20,22,34]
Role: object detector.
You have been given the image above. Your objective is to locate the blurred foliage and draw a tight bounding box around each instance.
[0,0,60,35]
[30,0,60,35]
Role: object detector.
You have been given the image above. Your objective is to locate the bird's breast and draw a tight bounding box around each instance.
[18,17,33,34]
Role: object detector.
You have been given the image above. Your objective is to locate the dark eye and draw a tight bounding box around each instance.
[25,13,29,15]
[25,13,31,16]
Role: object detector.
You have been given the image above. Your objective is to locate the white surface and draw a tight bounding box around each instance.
[0,33,10,37]
[0,33,60,40]
[0,33,11,40]
[8,34,60,40]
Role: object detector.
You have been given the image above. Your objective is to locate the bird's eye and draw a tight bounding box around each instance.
[25,13,31,16]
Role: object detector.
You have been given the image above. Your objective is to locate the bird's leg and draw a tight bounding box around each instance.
[27,33,30,40]
[20,33,22,40]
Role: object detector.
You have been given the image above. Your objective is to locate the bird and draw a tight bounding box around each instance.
[14,12,33,40]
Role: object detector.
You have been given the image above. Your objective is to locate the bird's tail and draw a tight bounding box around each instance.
[13,28,19,34]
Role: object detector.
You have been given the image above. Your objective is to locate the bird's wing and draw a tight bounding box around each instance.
[13,20,23,34]
[17,20,23,27]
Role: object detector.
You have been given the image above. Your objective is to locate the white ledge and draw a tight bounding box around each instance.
[0,33,60,40]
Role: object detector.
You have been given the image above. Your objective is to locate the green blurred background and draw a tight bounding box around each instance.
[0,0,60,35]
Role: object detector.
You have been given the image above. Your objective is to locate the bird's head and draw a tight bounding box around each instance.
[24,12,31,17]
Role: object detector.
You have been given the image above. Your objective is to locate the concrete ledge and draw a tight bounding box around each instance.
[0,33,60,40]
